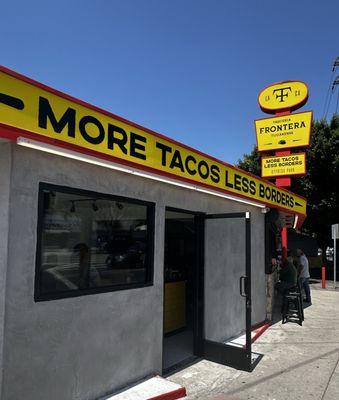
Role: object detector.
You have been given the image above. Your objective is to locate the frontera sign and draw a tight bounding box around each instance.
[258,81,308,114]
[0,67,306,216]
[254,111,312,151]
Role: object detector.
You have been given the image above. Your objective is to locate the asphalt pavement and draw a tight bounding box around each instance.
[169,281,339,400]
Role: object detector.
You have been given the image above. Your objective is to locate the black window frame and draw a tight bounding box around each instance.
[35,182,155,302]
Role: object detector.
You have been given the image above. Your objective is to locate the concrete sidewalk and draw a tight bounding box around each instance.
[168,286,339,400]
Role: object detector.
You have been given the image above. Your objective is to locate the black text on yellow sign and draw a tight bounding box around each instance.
[261,153,306,178]
[255,111,312,152]
[258,81,308,114]
[0,69,306,215]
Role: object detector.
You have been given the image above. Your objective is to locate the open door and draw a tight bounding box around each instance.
[200,212,254,371]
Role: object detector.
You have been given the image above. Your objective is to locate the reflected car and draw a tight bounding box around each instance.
[105,240,146,269]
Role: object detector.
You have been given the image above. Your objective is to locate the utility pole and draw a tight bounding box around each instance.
[324,57,339,118]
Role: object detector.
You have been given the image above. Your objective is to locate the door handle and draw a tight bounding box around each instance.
[240,276,247,298]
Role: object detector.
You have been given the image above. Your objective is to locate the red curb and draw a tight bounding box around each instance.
[251,322,271,343]
[148,387,186,400]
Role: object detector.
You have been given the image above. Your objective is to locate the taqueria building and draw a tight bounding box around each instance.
[0,66,306,400]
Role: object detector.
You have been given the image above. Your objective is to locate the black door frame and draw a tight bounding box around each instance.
[162,207,204,373]
[162,209,255,373]
[196,212,254,372]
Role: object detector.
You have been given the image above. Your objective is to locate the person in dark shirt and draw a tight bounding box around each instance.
[275,257,297,295]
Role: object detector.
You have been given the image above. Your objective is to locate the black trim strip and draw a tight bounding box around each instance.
[203,340,251,371]
[205,212,246,219]
[245,213,252,363]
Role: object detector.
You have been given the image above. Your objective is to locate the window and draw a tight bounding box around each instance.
[35,183,154,301]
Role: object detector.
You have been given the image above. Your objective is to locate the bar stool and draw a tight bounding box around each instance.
[282,286,303,326]
[287,282,304,321]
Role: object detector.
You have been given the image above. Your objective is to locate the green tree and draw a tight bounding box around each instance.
[237,145,260,176]
[237,114,339,248]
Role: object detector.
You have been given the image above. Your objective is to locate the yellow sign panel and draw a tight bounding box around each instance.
[255,111,312,152]
[0,68,306,215]
[261,153,306,178]
[258,81,308,114]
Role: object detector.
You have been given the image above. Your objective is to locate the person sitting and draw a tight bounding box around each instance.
[275,257,298,295]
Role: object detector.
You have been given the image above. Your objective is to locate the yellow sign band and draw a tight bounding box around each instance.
[0,69,306,215]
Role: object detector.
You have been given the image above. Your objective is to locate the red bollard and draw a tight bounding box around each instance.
[322,265,326,289]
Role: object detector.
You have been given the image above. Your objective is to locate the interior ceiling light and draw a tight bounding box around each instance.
[116,202,124,210]
[17,137,266,209]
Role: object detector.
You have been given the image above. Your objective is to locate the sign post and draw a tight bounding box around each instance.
[274,114,292,258]
[332,224,338,289]
[257,81,312,258]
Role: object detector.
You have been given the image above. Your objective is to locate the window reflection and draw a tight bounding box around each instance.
[38,186,153,298]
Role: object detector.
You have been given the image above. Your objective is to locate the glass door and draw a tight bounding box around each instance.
[201,212,253,371]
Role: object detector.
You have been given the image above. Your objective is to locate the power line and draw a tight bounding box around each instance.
[323,57,339,119]
[332,76,339,92]
[333,56,339,71]
[323,73,334,119]
[332,76,339,115]
[323,71,335,118]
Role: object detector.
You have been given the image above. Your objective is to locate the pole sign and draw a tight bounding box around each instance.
[255,111,312,152]
[0,67,307,216]
[261,153,306,178]
[258,81,308,114]
[255,79,311,226]
[332,224,338,289]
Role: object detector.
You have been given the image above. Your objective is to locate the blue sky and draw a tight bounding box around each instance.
[1,0,338,164]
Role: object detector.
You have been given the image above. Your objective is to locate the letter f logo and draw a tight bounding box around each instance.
[273,86,292,103]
